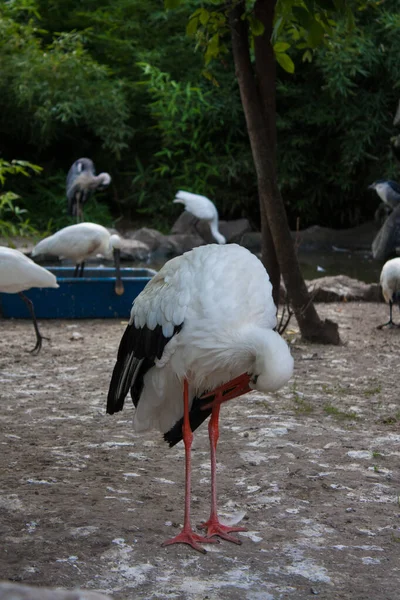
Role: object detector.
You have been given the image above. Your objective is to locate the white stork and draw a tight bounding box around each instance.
[107,243,293,552]
[0,246,59,353]
[32,222,124,295]
[173,190,226,245]
[378,257,400,329]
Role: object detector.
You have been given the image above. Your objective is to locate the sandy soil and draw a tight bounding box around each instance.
[0,303,400,600]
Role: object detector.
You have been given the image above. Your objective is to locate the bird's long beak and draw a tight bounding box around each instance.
[113,248,124,296]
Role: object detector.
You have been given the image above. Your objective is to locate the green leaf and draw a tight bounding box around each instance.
[248,15,265,36]
[208,33,219,54]
[186,16,199,37]
[275,52,295,73]
[308,19,325,46]
[199,8,210,26]
[292,6,313,29]
[274,41,291,53]
[272,16,284,43]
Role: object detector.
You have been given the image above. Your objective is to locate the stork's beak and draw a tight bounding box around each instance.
[113,248,124,295]
[368,184,375,190]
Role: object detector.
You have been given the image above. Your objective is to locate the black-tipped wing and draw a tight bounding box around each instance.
[107,322,182,415]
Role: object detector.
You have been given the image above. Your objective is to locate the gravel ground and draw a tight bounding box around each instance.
[1,302,400,600]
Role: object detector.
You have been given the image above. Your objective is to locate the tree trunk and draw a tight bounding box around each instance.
[229,0,340,344]
[254,0,280,308]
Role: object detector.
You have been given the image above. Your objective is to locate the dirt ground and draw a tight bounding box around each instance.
[1,302,400,600]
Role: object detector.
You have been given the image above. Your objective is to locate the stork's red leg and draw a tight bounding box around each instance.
[162,379,217,553]
[199,403,247,544]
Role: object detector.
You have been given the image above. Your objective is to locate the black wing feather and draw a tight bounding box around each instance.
[388,180,400,195]
[163,393,214,447]
[107,322,183,415]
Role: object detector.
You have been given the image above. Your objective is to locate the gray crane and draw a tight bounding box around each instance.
[66,158,111,222]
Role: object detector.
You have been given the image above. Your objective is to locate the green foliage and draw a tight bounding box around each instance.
[0,160,43,237]
[0,6,133,157]
[0,0,399,233]
[277,0,400,226]
[17,171,113,232]
[129,63,256,229]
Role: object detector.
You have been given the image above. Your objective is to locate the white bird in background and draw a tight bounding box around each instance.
[66,158,111,223]
[32,222,124,295]
[173,190,226,245]
[378,257,400,329]
[0,246,59,353]
[107,243,293,553]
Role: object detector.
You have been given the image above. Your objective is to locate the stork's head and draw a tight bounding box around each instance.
[249,329,294,393]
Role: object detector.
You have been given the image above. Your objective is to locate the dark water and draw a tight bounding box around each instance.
[297,249,381,284]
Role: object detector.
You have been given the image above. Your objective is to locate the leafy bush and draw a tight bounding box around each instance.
[18,170,113,232]
[127,63,257,231]
[0,160,43,238]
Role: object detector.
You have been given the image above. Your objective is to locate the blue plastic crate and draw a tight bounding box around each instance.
[0,266,156,319]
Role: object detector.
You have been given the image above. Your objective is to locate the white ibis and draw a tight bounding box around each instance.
[32,222,124,295]
[107,243,293,552]
[66,158,111,222]
[173,190,226,244]
[378,257,400,329]
[0,246,59,353]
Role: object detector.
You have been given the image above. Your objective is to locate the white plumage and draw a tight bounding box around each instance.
[378,257,400,328]
[32,222,120,265]
[130,246,290,432]
[174,190,226,245]
[0,246,59,352]
[32,223,124,294]
[107,243,293,551]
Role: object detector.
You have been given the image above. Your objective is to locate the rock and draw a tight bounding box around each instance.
[219,219,252,243]
[119,238,151,261]
[125,227,189,258]
[394,100,400,126]
[305,275,382,302]
[0,582,111,600]
[371,204,400,261]
[171,212,203,236]
[294,222,376,252]
[170,214,251,244]
[70,331,83,341]
[124,227,166,253]
[166,233,205,254]
[240,231,262,253]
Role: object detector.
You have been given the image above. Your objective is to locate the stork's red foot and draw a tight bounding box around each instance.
[199,517,247,544]
[162,526,219,553]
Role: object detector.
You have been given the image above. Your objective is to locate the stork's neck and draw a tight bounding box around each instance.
[210,219,226,245]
